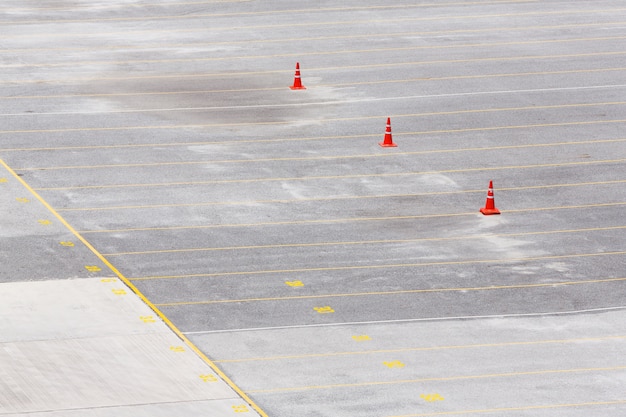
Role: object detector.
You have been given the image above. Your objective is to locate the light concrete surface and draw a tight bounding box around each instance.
[0,278,260,416]
[2,1,626,416]
[190,310,626,416]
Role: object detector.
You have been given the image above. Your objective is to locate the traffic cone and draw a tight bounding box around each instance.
[289,62,306,90]
[480,180,500,215]
[379,117,397,147]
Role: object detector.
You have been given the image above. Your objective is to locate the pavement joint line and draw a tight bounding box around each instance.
[5,31,626,54]
[245,365,626,394]
[5,35,626,70]
[7,118,626,142]
[8,3,608,26]
[61,180,626,213]
[155,277,626,307]
[130,250,626,281]
[212,334,626,363]
[0,47,626,72]
[1,80,625,102]
[386,398,626,417]
[182,305,626,335]
[76,202,626,234]
[105,225,626,257]
[1,0,253,13]
[5,96,626,118]
[15,137,626,172]
[3,19,624,45]
[0,159,270,417]
[2,125,625,155]
[2,55,625,85]
[32,158,626,191]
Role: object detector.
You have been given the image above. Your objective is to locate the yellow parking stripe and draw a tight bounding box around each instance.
[156,277,626,307]
[388,399,626,417]
[247,365,626,393]
[130,250,626,280]
[214,334,626,363]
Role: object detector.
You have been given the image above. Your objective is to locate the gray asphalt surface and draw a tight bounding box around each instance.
[1,1,625,416]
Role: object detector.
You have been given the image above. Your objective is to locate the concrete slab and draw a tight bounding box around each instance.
[0,278,260,416]
[191,310,626,417]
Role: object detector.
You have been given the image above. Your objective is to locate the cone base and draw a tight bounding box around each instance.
[290,86,306,90]
[379,141,397,147]
[480,207,500,215]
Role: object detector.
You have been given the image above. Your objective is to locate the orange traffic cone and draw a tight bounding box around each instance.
[480,180,500,215]
[289,62,306,90]
[379,117,397,147]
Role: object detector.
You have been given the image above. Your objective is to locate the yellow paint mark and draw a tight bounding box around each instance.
[285,280,304,287]
[0,159,270,417]
[139,315,156,323]
[314,306,335,314]
[352,335,371,342]
[383,361,406,368]
[85,265,102,272]
[170,346,185,352]
[421,393,445,402]
[232,405,250,413]
[38,219,52,225]
[111,289,127,295]
[15,197,29,203]
[199,374,218,382]
[100,278,116,283]
[59,241,75,247]
[0,177,7,182]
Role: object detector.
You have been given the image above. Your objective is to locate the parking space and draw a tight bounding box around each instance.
[2,1,625,416]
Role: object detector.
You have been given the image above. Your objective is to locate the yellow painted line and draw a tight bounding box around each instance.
[5,116,626,142]
[1,0,532,13]
[214,334,626,363]
[78,202,626,234]
[0,119,626,155]
[11,100,626,124]
[13,2,596,27]
[0,22,626,53]
[62,179,626,213]
[247,365,626,393]
[5,35,626,69]
[1,0,251,13]
[0,159,269,417]
[0,67,624,102]
[130,250,626,281]
[105,225,626,257]
[33,157,626,191]
[1,52,625,85]
[2,17,621,45]
[15,121,626,171]
[155,277,626,307]
[388,399,626,417]
[15,136,626,172]
[335,67,626,87]
[4,19,625,53]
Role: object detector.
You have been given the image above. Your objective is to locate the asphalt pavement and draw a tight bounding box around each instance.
[1,1,625,416]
